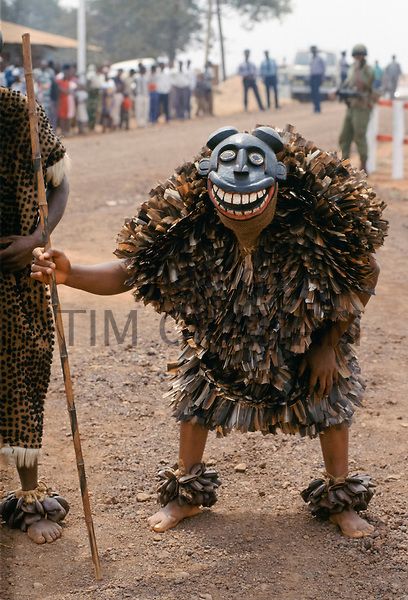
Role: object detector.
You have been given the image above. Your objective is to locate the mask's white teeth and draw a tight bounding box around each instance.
[232,194,240,205]
[224,192,232,203]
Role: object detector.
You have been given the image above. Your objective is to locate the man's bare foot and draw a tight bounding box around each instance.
[27,519,62,544]
[330,509,375,538]
[148,500,201,532]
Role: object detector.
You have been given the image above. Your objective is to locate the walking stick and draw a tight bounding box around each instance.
[22,33,102,581]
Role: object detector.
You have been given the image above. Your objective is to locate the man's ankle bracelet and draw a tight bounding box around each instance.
[157,462,221,508]
[300,473,375,519]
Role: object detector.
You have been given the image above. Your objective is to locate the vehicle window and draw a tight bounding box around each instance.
[294,52,310,66]
[294,51,336,66]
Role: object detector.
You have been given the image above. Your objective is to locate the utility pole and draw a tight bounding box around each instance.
[77,0,86,84]
[215,0,226,80]
[204,0,214,67]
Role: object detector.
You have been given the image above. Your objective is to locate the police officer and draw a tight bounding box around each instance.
[339,44,376,172]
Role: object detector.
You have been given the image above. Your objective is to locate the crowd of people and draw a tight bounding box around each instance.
[1,49,403,138]
[0,59,216,136]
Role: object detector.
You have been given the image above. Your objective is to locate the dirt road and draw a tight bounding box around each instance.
[1,102,408,600]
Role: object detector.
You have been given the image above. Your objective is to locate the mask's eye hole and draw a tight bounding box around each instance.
[248,152,264,166]
[219,149,236,162]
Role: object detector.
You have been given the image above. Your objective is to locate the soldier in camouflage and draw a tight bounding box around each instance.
[339,44,377,172]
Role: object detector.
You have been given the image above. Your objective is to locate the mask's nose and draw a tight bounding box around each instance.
[233,148,249,175]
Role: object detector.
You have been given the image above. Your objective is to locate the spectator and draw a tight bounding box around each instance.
[148,64,160,124]
[4,63,16,88]
[203,61,214,116]
[76,83,89,134]
[111,78,124,130]
[87,65,104,131]
[57,64,77,136]
[134,64,149,127]
[373,60,383,90]
[339,51,349,84]
[172,61,190,120]
[120,92,132,130]
[113,68,125,93]
[100,74,115,132]
[157,62,171,122]
[124,68,136,96]
[260,50,280,110]
[185,59,196,119]
[383,55,402,98]
[36,61,58,130]
[238,49,264,112]
[10,68,26,94]
[309,46,325,113]
[194,72,209,116]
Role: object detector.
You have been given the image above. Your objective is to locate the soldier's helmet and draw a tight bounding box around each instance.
[352,44,368,57]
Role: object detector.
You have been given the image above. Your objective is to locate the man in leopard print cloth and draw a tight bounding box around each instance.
[0,37,71,544]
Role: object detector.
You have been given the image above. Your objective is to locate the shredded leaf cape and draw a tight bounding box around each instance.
[115,125,387,438]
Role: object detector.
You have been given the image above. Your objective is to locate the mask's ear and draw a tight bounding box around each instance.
[252,126,284,153]
[207,126,238,150]
[197,157,211,176]
[276,161,287,181]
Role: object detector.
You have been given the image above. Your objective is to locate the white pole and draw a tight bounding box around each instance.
[204,0,213,67]
[366,104,379,174]
[392,100,404,180]
[77,0,86,85]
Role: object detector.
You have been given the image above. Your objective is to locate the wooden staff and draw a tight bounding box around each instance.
[22,33,102,581]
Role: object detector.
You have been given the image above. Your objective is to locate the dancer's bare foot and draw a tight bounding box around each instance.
[148,500,201,532]
[27,519,62,544]
[330,509,375,538]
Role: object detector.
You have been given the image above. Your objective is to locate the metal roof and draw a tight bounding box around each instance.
[0,20,101,51]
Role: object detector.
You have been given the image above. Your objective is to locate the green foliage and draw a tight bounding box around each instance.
[1,0,76,37]
[225,0,292,21]
[88,0,202,63]
[2,0,292,65]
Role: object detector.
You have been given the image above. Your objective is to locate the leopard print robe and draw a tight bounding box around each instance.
[0,88,66,467]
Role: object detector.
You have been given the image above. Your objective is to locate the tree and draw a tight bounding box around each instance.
[88,0,202,63]
[1,0,76,37]
[226,0,292,21]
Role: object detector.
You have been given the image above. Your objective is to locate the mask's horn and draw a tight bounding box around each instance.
[206,126,239,150]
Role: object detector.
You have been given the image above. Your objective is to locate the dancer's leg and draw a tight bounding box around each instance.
[319,424,375,538]
[148,421,209,532]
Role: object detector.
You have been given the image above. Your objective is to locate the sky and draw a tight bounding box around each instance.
[61,0,407,73]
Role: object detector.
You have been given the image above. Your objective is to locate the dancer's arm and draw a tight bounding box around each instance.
[31,248,130,295]
[299,254,380,396]
[317,254,380,347]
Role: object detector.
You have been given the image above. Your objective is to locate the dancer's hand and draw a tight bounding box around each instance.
[31,248,72,285]
[299,343,338,398]
[0,235,40,272]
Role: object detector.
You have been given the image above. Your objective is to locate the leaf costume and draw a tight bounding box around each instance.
[115,125,387,441]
